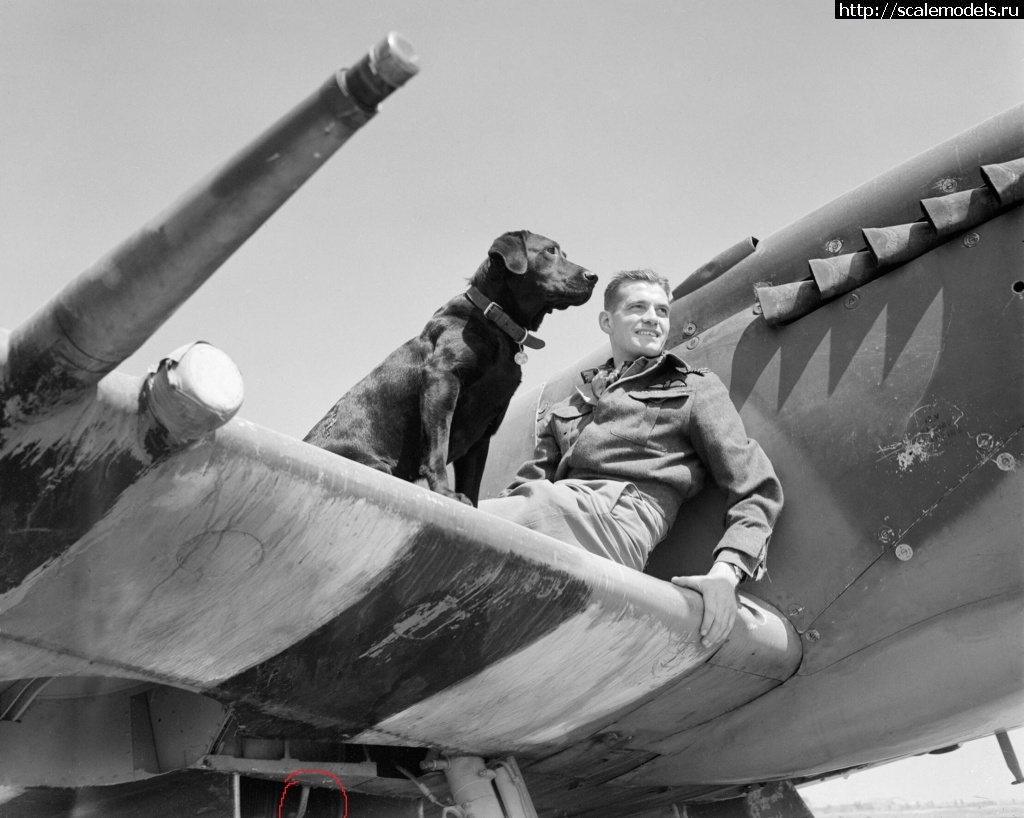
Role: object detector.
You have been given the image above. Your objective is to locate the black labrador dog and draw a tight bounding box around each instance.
[305,231,597,505]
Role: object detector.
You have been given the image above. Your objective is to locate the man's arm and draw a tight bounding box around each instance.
[671,372,783,647]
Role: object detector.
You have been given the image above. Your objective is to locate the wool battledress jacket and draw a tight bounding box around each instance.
[504,352,783,579]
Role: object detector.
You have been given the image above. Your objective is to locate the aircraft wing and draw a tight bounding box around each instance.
[0,362,798,796]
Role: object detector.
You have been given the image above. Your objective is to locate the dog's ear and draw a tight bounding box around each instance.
[488,232,529,275]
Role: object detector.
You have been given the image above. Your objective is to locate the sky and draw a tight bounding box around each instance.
[0,0,1021,807]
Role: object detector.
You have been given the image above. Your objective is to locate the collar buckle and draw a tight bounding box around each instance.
[466,287,546,350]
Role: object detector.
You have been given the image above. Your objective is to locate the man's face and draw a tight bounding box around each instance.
[599,281,670,362]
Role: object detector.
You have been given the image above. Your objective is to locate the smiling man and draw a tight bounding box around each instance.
[480,269,783,647]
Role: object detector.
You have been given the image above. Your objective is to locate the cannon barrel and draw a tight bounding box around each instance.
[2,33,418,416]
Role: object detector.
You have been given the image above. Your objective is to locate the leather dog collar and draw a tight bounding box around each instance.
[465,287,546,350]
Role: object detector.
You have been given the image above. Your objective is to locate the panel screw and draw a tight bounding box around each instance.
[844,293,860,309]
[962,232,980,248]
[788,604,805,617]
[826,238,844,254]
[805,629,821,642]
[995,453,1017,471]
[682,322,697,336]
[877,525,896,544]
[937,177,958,194]
[976,433,995,450]
[895,543,914,561]
[685,337,700,350]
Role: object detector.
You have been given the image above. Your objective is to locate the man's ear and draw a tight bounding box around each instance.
[598,310,612,335]
[488,232,529,275]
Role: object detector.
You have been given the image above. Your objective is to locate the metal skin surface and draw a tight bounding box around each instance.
[0,46,1022,818]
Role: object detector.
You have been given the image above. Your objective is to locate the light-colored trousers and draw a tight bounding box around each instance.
[479,479,668,572]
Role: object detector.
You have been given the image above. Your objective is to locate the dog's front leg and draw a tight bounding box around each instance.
[419,370,472,505]
[454,435,491,507]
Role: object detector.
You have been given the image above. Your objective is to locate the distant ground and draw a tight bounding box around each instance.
[805,800,1024,818]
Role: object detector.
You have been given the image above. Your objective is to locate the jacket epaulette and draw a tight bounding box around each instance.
[673,358,709,381]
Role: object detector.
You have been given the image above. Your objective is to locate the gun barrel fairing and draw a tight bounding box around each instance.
[2,33,418,416]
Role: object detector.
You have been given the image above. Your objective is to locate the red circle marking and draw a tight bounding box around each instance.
[277,769,348,818]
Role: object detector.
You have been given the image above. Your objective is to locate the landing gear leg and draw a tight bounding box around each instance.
[996,731,1024,785]
[491,758,539,818]
[422,755,539,818]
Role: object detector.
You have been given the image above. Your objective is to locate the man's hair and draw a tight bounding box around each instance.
[603,269,671,310]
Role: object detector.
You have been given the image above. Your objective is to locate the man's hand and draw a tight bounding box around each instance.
[671,561,741,648]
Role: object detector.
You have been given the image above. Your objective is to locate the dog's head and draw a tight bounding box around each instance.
[481,231,597,329]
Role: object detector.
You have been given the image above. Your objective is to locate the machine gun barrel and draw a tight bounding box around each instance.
[3,33,418,415]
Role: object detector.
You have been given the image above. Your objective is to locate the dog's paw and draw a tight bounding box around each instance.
[436,488,474,506]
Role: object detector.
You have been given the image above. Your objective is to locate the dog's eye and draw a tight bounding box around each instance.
[546,246,559,256]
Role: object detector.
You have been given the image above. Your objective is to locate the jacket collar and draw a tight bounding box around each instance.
[577,352,691,403]
[580,352,689,384]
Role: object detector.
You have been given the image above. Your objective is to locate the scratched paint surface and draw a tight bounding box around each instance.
[878,401,959,472]
[0,420,438,684]
[352,599,708,753]
[215,530,593,739]
[0,374,150,597]
[801,451,1024,673]
[351,591,799,754]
